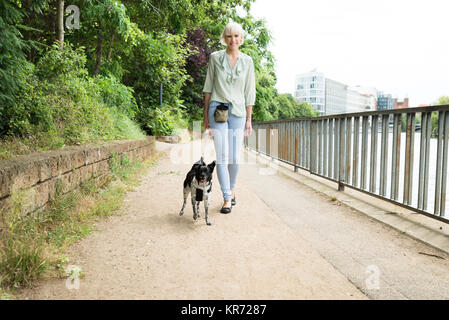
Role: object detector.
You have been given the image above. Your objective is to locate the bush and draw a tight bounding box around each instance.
[122,31,191,135]
[1,42,145,151]
[94,75,138,119]
[35,43,88,81]
[137,106,174,136]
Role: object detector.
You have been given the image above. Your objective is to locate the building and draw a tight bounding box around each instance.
[294,70,326,115]
[377,92,394,111]
[347,88,373,113]
[294,70,375,116]
[394,97,409,109]
[349,86,377,111]
[325,78,346,115]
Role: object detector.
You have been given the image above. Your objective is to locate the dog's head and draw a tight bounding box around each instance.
[195,159,216,185]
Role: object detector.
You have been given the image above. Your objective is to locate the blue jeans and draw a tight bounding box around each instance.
[208,101,246,201]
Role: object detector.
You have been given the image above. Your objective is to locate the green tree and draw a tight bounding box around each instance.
[296,101,319,118]
[436,96,449,105]
[430,96,449,136]
[253,68,277,121]
[0,1,33,135]
[1,0,290,139]
[63,0,134,77]
[275,93,318,119]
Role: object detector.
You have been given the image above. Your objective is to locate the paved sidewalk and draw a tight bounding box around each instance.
[243,147,449,299]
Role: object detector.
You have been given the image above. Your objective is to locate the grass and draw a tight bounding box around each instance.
[0,133,65,160]
[0,149,163,297]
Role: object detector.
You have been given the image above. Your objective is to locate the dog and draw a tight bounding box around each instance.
[179,156,216,226]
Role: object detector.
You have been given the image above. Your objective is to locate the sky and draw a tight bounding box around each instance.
[249,0,449,106]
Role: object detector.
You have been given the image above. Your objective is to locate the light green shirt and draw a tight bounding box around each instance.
[203,49,256,118]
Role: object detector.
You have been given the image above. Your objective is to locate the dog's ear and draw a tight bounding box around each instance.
[208,160,216,172]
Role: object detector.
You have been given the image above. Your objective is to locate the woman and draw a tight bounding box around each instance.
[202,21,256,214]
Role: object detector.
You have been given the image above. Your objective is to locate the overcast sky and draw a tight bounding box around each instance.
[250,0,449,106]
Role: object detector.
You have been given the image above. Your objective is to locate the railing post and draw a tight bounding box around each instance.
[308,120,312,172]
[435,111,445,215]
[391,113,401,201]
[403,113,415,205]
[370,115,379,193]
[328,119,334,178]
[338,117,346,191]
[440,112,449,216]
[256,125,259,154]
[294,124,298,172]
[334,118,339,180]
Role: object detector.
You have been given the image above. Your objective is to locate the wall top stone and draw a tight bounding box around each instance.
[0,137,154,199]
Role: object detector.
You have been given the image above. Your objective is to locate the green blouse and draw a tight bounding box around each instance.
[203,49,256,118]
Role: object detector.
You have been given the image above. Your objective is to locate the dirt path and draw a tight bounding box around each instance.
[17,140,366,300]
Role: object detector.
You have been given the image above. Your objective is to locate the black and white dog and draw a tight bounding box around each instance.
[179,156,216,225]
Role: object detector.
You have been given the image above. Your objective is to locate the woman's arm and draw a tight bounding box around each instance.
[203,53,214,135]
[245,105,253,137]
[246,105,252,121]
[204,93,211,135]
[204,93,211,121]
[244,58,255,137]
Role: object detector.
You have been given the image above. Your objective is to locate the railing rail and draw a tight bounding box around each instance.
[244,104,449,223]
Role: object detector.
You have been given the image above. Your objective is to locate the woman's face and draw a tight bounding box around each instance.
[224,32,242,50]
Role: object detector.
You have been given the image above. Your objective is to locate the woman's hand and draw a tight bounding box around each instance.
[204,117,211,137]
[244,119,252,137]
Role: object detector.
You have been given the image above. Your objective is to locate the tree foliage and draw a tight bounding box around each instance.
[430,96,449,136]
[1,0,313,143]
[0,1,29,134]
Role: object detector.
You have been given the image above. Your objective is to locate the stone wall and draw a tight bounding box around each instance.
[0,137,155,215]
[156,135,180,144]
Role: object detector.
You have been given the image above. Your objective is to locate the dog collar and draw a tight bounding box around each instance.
[192,178,211,190]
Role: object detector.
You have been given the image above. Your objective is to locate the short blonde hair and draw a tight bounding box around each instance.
[220,22,244,46]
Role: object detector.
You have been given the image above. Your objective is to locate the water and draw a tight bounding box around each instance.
[332,131,443,215]
[247,128,448,218]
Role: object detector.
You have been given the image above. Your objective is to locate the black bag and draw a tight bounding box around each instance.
[214,103,229,122]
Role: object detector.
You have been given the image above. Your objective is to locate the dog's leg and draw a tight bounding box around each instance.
[196,201,201,219]
[192,196,198,220]
[204,195,211,226]
[179,187,189,216]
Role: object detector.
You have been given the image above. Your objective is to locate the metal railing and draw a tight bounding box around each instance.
[244,104,449,223]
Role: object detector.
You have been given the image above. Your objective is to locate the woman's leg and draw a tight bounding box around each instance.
[228,113,246,194]
[208,102,232,201]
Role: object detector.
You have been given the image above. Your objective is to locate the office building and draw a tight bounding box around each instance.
[377,92,394,111]
[294,70,376,116]
[294,70,326,115]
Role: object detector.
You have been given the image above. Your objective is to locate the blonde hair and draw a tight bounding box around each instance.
[220,21,244,46]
